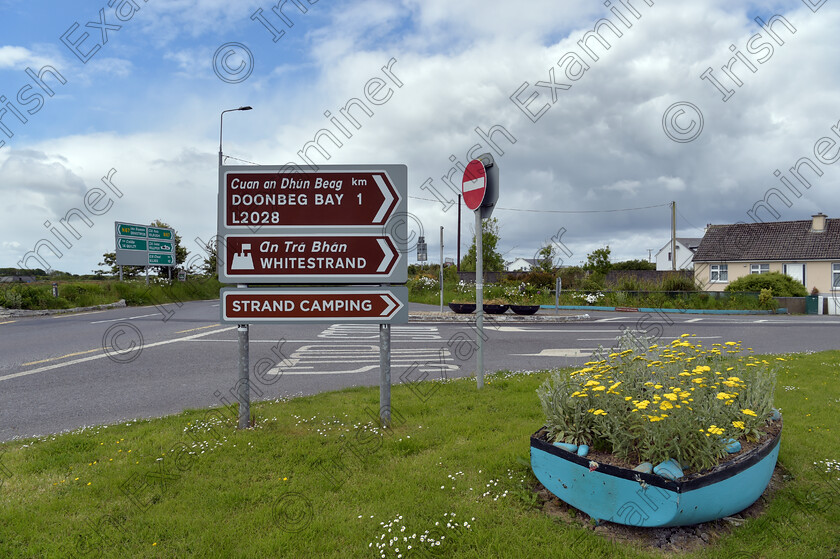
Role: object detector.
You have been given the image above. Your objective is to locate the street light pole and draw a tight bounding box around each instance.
[220,106,252,166]
[219,105,252,429]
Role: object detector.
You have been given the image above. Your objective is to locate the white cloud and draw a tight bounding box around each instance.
[2,0,839,273]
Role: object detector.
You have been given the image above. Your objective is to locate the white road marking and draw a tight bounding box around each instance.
[318,324,442,340]
[512,348,594,357]
[578,336,723,341]
[0,327,236,383]
[263,331,458,376]
[685,318,703,323]
[594,317,623,322]
[496,327,622,333]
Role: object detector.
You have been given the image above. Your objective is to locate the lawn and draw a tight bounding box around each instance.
[0,351,838,558]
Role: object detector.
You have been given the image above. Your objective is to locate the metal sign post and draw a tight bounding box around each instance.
[461,154,499,390]
[379,322,391,428]
[439,226,444,313]
[476,212,484,388]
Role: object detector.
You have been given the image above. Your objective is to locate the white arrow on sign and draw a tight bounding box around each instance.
[373,174,394,224]
[376,238,395,272]
[380,294,398,316]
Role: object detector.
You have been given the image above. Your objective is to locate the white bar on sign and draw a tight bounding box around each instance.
[462,177,485,192]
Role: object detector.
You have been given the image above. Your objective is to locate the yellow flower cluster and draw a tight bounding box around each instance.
[540,333,778,469]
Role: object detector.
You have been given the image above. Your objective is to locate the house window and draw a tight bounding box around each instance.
[710,264,728,282]
[667,252,671,261]
[833,263,840,290]
[750,264,769,274]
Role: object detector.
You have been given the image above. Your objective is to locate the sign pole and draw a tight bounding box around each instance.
[476,211,484,389]
[379,322,391,428]
[439,226,444,313]
[119,265,123,282]
[145,266,149,286]
[237,283,250,429]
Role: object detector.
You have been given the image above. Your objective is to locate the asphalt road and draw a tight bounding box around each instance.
[1,301,839,442]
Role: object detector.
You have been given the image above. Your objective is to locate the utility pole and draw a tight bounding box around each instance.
[671,201,677,271]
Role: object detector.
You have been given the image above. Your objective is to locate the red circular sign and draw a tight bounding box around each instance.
[462,159,486,211]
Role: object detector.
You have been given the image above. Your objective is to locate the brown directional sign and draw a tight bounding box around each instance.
[220,286,408,324]
[222,170,400,228]
[221,234,404,283]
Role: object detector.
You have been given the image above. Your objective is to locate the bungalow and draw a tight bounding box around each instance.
[506,258,541,272]
[655,238,702,271]
[692,213,840,294]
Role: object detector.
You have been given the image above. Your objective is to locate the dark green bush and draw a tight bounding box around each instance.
[661,274,697,292]
[725,272,808,297]
[523,270,555,289]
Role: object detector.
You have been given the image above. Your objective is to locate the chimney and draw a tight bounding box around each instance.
[811,212,827,232]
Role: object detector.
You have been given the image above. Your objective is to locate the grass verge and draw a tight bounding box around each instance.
[0,277,224,310]
[1,352,838,558]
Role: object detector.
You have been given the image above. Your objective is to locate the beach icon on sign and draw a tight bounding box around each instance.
[231,243,254,270]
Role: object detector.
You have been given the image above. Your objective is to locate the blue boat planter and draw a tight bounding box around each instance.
[530,423,781,527]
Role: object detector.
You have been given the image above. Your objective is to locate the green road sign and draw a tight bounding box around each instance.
[117,224,147,238]
[148,227,172,239]
[148,240,173,252]
[148,253,174,265]
[118,238,147,251]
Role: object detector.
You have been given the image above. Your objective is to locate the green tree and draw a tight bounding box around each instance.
[584,245,612,275]
[612,259,656,270]
[460,217,505,272]
[149,219,188,277]
[534,243,556,273]
[199,237,218,277]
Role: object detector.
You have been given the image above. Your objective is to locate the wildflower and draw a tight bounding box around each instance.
[659,401,674,411]
[742,409,757,417]
[663,393,678,401]
[707,425,724,435]
[732,420,745,429]
[591,409,607,416]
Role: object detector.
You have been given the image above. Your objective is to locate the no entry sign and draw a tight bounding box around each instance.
[220,286,408,324]
[462,159,487,211]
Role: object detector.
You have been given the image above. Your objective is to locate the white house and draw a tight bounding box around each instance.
[655,238,702,271]
[506,258,540,272]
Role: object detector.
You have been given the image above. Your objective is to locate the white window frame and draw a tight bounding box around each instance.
[710,264,728,283]
[832,263,840,291]
[750,264,769,274]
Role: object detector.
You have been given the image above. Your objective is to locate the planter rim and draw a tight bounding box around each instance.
[530,419,781,493]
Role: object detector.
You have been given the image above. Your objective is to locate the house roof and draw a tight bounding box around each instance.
[677,237,703,250]
[692,218,840,262]
[656,237,703,255]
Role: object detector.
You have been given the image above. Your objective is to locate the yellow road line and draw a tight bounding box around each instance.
[53,310,107,319]
[174,324,220,334]
[23,348,101,366]
[0,320,16,325]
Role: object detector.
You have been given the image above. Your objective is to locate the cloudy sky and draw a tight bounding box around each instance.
[1,0,837,275]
